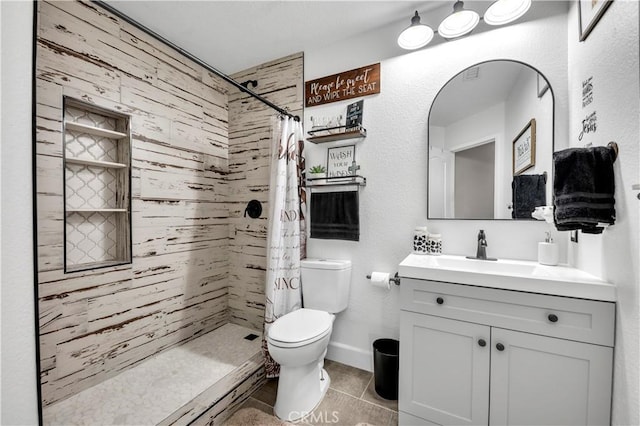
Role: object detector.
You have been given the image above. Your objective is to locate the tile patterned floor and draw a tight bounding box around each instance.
[243,359,398,426]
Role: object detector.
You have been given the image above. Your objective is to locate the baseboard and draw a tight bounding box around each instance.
[326,341,373,372]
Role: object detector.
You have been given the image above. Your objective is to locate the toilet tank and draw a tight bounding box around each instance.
[301,259,351,313]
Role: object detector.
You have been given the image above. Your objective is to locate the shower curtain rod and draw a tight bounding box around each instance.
[92,1,300,121]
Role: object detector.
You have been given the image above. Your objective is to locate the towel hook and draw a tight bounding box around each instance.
[244,200,262,219]
[240,80,258,89]
[607,141,619,161]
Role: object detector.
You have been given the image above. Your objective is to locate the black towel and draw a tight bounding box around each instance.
[310,191,359,241]
[553,146,615,234]
[512,174,546,219]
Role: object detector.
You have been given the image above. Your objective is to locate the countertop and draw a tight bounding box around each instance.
[399,253,616,302]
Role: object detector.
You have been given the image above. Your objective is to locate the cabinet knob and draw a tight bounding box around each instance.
[496,343,505,351]
[548,313,559,323]
[436,297,444,305]
[478,339,486,347]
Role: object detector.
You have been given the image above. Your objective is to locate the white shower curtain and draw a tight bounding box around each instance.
[263,116,307,378]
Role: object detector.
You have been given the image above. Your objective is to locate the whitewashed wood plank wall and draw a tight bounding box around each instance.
[34,0,300,407]
[228,54,304,331]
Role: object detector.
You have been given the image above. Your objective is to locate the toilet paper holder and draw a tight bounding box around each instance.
[366,272,401,286]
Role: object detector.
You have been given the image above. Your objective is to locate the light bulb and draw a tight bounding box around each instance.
[397,11,434,50]
[484,0,532,26]
[438,1,480,39]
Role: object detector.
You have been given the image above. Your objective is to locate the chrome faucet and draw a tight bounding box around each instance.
[476,230,488,260]
[467,229,497,261]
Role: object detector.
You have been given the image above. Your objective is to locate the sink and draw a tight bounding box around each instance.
[428,256,537,275]
[399,254,616,301]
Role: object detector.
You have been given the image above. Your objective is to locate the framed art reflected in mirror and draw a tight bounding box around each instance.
[513,119,536,176]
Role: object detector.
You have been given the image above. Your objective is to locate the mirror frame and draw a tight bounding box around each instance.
[427,59,555,220]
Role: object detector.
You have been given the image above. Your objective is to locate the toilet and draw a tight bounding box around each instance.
[267,258,351,422]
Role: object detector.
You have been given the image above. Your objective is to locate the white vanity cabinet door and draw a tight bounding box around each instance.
[399,311,490,426]
[489,328,613,426]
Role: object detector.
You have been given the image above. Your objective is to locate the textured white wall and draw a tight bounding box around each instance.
[305,8,570,370]
[444,102,504,152]
[567,2,639,424]
[1,1,40,424]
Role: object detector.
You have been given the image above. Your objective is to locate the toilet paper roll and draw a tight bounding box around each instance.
[369,272,391,290]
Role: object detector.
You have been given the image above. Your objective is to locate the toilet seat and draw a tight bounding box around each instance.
[268,308,332,348]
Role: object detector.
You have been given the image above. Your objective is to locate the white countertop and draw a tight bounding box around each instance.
[399,253,616,302]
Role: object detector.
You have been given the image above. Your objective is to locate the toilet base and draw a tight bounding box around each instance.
[273,365,331,422]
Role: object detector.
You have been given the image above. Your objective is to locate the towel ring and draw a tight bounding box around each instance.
[608,141,619,161]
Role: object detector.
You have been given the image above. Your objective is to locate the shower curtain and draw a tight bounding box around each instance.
[263,116,307,378]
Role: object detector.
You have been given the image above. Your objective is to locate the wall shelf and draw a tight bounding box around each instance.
[307,125,366,144]
[66,157,127,169]
[65,121,128,139]
[65,260,129,273]
[66,208,128,213]
[306,175,366,188]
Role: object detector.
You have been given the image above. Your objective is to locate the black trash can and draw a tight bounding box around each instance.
[372,338,399,400]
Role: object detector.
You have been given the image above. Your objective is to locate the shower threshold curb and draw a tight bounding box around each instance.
[158,351,265,425]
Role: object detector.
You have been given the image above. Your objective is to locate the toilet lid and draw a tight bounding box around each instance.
[268,308,332,344]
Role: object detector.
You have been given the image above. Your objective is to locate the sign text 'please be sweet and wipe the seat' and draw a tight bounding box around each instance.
[305,63,380,107]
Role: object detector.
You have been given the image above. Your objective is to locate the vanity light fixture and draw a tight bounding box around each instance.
[484,0,532,26]
[397,11,435,50]
[438,1,480,39]
[397,0,531,50]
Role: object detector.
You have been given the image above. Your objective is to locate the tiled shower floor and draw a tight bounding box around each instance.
[43,323,262,426]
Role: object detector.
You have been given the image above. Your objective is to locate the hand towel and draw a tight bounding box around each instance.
[310,191,359,241]
[553,146,615,234]
[512,174,547,219]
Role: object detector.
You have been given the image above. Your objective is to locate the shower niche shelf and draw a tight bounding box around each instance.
[63,97,132,273]
[307,125,366,144]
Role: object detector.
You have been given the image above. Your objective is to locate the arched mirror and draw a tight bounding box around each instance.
[428,60,554,220]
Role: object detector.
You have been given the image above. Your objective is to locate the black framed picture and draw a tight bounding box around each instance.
[345,100,364,130]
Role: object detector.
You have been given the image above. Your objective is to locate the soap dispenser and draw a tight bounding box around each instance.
[538,232,559,266]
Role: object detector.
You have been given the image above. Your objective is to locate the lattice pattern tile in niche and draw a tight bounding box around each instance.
[66,106,117,131]
[65,164,118,210]
[65,130,118,163]
[66,211,118,266]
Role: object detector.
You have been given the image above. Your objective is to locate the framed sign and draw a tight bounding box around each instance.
[327,145,355,178]
[579,0,613,41]
[513,119,536,176]
[345,100,364,130]
[305,63,380,107]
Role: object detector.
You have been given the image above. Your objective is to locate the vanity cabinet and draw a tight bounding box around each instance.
[399,278,615,426]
